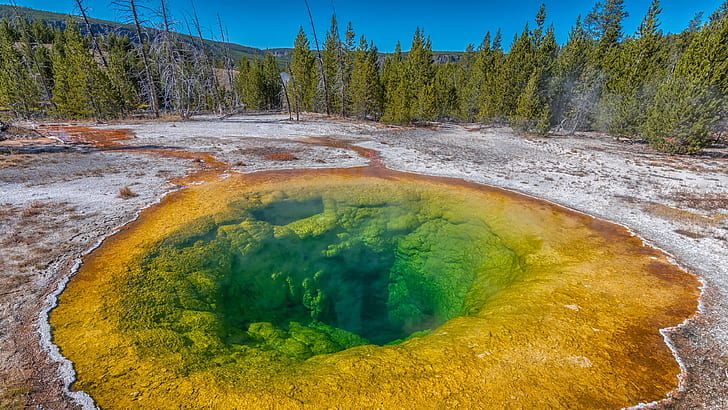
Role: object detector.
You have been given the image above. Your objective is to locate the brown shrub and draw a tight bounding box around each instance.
[21,201,44,217]
[119,186,139,199]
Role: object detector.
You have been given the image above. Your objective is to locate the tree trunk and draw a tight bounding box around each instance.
[280,73,293,120]
[129,0,159,118]
[217,14,236,110]
[158,0,184,117]
[74,0,108,68]
[190,3,220,114]
[288,67,301,121]
[11,8,55,111]
[303,0,330,115]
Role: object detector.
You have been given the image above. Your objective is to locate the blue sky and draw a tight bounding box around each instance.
[6,0,726,52]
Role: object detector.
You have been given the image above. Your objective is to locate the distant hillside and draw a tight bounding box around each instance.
[0,5,462,65]
[0,4,284,63]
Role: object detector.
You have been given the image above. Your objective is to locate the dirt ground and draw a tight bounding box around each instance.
[1,113,726,409]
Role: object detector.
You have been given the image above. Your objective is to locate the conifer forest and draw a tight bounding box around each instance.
[0,0,726,154]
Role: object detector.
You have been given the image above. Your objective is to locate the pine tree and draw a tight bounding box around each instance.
[537,24,558,126]
[536,26,558,75]
[498,4,556,133]
[478,29,506,123]
[534,3,547,43]
[637,0,662,37]
[601,0,628,46]
[551,16,591,130]
[234,56,254,108]
[456,41,480,121]
[380,41,409,124]
[349,36,382,120]
[0,18,41,117]
[288,27,316,114]
[564,0,628,132]
[704,2,728,95]
[407,28,436,122]
[511,68,551,136]
[643,78,718,154]
[104,33,139,115]
[604,0,668,138]
[48,22,80,117]
[15,16,54,112]
[340,22,356,117]
[259,54,283,110]
[500,24,533,118]
[643,3,726,153]
[322,15,343,116]
[50,19,118,118]
[433,61,458,120]
[381,29,437,124]
[234,54,281,111]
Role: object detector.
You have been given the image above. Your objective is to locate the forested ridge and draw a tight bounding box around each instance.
[0,0,726,154]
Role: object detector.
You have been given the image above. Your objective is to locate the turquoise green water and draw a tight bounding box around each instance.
[117,187,523,363]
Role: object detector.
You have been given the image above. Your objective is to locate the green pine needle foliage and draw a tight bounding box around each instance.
[643,78,720,154]
[0,2,726,155]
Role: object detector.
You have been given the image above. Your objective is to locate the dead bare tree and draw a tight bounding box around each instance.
[303,0,330,115]
[72,0,108,68]
[188,2,222,114]
[216,13,236,109]
[286,68,301,121]
[152,0,186,117]
[280,72,294,120]
[113,0,160,117]
[180,16,215,115]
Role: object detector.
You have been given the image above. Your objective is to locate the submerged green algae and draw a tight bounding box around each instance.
[117,181,523,367]
[50,168,700,408]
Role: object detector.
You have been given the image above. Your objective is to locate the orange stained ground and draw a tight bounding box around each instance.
[300,136,384,167]
[39,124,228,185]
[49,163,701,409]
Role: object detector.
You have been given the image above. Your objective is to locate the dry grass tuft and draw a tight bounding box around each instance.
[0,380,30,409]
[119,186,139,199]
[0,361,32,409]
[264,152,298,161]
[643,202,724,227]
[0,153,34,168]
[674,229,706,239]
[665,191,728,211]
[0,207,14,219]
[21,201,44,217]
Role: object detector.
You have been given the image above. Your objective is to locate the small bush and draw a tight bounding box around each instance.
[119,186,139,199]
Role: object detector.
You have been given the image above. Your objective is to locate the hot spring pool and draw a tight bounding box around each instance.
[50,167,699,408]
